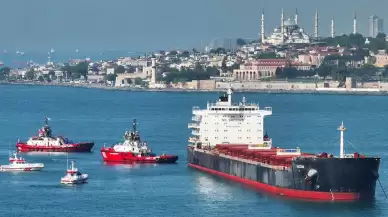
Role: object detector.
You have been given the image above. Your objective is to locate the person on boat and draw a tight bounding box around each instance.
[264,132,270,141]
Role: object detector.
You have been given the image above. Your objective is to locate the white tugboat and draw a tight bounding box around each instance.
[0,152,44,171]
[60,160,88,185]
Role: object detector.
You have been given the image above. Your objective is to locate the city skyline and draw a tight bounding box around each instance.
[0,0,387,53]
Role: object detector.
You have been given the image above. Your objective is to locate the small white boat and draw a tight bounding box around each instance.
[0,152,44,172]
[60,160,88,185]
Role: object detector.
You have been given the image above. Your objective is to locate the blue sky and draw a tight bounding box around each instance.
[0,0,386,53]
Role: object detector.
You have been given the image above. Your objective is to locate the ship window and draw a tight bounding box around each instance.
[215,137,218,139]
[224,137,227,139]
[224,130,228,132]
[238,129,242,132]
[247,130,251,132]
[231,116,235,118]
[229,108,233,111]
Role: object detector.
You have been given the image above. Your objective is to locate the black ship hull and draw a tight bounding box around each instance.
[187,147,380,201]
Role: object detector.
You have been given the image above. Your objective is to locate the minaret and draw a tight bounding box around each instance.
[353,12,357,34]
[261,9,265,44]
[281,8,285,43]
[295,8,298,25]
[314,8,319,38]
[331,16,335,38]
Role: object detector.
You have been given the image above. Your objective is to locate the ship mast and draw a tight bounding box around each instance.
[338,121,347,158]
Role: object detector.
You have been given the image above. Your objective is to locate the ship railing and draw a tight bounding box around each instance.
[276,148,301,156]
[188,123,200,128]
[248,143,272,150]
[192,106,200,111]
[343,154,355,158]
[188,137,198,143]
[207,102,260,108]
[191,116,200,122]
[264,107,272,112]
[191,130,200,136]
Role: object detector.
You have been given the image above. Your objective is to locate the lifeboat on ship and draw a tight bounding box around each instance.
[100,118,178,164]
[16,117,94,152]
[0,152,44,171]
[60,160,88,185]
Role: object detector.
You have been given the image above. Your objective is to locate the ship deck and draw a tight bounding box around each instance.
[203,144,317,168]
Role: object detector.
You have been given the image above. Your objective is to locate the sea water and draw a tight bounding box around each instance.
[0,85,387,217]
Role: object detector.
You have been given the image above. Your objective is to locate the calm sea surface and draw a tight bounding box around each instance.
[0,85,388,217]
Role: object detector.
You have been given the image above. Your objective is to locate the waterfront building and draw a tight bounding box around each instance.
[233,59,288,80]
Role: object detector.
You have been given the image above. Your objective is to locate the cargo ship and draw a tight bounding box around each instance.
[187,86,380,201]
[100,118,178,163]
[16,117,94,152]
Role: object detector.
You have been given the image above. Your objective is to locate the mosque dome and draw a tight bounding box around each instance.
[284,18,295,26]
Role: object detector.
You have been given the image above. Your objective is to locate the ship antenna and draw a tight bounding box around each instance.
[337,121,347,158]
[133,118,137,132]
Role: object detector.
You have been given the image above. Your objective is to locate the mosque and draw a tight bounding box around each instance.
[260,9,358,45]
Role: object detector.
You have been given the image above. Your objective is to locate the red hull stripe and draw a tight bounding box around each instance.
[188,163,360,201]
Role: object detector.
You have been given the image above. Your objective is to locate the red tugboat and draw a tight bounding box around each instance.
[16,117,94,152]
[100,119,178,163]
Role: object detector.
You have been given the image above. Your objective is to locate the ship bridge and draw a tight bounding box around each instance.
[188,86,273,148]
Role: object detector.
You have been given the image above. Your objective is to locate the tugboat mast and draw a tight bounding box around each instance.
[338,121,347,158]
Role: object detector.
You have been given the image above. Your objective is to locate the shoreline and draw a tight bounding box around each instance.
[1,81,388,96]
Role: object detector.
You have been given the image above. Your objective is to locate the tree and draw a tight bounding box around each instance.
[74,62,88,79]
[104,74,117,82]
[236,38,246,46]
[221,58,227,73]
[60,65,72,78]
[38,76,45,82]
[0,67,10,80]
[192,48,199,54]
[25,69,35,80]
[0,67,11,79]
[115,65,126,74]
[376,33,386,39]
[257,52,281,59]
[180,50,190,58]
[168,50,178,56]
[134,77,143,85]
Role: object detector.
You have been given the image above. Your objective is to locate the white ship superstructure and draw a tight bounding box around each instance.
[188,87,273,148]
